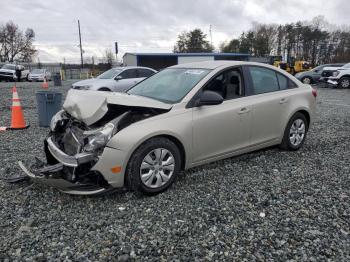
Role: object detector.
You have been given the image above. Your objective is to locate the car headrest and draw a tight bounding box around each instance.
[230,75,240,84]
[209,79,223,91]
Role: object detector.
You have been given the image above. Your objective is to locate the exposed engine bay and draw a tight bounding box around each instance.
[15,89,171,195]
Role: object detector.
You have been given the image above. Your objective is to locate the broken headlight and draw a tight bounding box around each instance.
[332,71,340,77]
[83,123,115,152]
[50,110,65,131]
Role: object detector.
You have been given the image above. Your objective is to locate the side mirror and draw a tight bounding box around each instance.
[314,69,319,73]
[115,75,122,81]
[196,90,224,106]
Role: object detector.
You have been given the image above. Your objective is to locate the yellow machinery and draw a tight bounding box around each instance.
[270,56,311,75]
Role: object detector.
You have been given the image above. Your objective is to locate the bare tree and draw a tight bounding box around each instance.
[103,48,115,68]
[0,21,36,62]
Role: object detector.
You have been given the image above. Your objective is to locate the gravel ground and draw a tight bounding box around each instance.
[0,80,349,261]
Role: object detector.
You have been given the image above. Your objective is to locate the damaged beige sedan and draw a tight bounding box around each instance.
[18,61,317,195]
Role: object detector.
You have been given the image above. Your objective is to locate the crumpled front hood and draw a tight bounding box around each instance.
[63,89,172,125]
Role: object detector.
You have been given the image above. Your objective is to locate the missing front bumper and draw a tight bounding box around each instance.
[46,136,96,167]
[18,161,113,195]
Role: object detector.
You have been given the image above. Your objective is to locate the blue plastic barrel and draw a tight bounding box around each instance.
[36,91,62,127]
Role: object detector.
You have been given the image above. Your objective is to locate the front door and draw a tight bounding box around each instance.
[192,68,252,163]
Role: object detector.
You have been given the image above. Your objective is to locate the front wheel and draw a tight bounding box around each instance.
[125,137,181,194]
[338,77,350,89]
[280,112,308,151]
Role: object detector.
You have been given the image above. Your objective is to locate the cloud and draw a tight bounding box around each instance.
[0,0,349,62]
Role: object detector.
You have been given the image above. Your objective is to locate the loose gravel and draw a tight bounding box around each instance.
[0,81,349,261]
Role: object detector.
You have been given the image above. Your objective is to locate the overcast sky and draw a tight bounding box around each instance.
[1,0,349,63]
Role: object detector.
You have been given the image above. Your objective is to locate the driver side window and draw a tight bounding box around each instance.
[203,68,244,100]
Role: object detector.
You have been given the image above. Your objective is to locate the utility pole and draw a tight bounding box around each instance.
[78,20,83,68]
[209,24,213,47]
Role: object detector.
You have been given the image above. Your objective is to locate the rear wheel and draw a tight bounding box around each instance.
[125,137,181,194]
[280,112,308,151]
[301,76,312,84]
[338,77,350,89]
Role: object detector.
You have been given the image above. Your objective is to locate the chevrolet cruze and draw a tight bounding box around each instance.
[19,61,317,195]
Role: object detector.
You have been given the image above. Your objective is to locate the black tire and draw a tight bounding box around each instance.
[338,77,350,89]
[125,137,181,194]
[98,87,111,91]
[280,112,309,151]
[301,76,313,84]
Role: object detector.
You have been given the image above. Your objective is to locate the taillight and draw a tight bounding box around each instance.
[312,88,317,98]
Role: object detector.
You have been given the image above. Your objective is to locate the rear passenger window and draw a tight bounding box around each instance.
[277,73,288,90]
[248,67,279,94]
[137,69,154,78]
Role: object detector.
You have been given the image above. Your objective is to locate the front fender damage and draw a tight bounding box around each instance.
[11,100,170,195]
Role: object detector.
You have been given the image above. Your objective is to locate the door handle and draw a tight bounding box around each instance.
[238,107,250,114]
[280,98,288,104]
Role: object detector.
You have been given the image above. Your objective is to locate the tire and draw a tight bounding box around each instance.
[280,112,308,151]
[125,137,181,194]
[98,87,111,91]
[301,76,313,84]
[338,77,350,89]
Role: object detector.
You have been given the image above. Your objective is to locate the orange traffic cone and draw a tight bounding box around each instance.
[0,86,29,131]
[42,76,49,89]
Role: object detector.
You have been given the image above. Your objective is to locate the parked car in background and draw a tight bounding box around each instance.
[28,68,52,82]
[71,66,157,92]
[20,61,317,195]
[295,63,345,84]
[319,62,350,88]
[0,64,29,82]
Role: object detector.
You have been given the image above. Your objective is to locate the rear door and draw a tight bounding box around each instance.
[244,66,296,146]
[192,67,253,163]
[115,69,139,91]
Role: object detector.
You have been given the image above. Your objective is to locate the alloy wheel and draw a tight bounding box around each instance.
[289,119,306,146]
[302,77,311,84]
[140,148,175,189]
[340,79,350,88]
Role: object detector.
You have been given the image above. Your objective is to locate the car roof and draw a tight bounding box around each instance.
[169,60,280,70]
[112,66,156,71]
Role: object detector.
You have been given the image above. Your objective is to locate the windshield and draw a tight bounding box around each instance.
[342,63,350,69]
[128,68,211,103]
[1,64,16,70]
[97,68,122,79]
[32,69,44,74]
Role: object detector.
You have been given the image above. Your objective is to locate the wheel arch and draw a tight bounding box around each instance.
[127,134,187,171]
[283,107,311,138]
[297,109,310,128]
[98,87,111,91]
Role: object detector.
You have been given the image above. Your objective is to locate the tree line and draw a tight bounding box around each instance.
[174,16,350,65]
[0,21,36,63]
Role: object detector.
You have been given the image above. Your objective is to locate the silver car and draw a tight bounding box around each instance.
[19,61,317,195]
[28,68,52,82]
[71,66,157,92]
